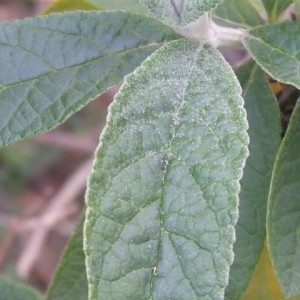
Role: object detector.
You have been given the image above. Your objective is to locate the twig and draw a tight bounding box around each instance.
[17,158,93,278]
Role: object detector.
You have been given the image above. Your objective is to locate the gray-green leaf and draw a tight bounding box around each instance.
[242,23,300,89]
[225,61,281,300]
[213,0,264,28]
[261,0,293,22]
[83,0,150,14]
[267,99,300,298]
[84,38,249,300]
[0,11,179,146]
[45,214,87,300]
[0,277,41,300]
[140,0,224,26]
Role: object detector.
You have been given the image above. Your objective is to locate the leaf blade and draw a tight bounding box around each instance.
[0,11,179,146]
[85,38,249,300]
[140,0,224,26]
[0,277,42,300]
[45,214,87,300]
[267,99,300,298]
[225,61,281,300]
[213,0,264,28]
[242,23,300,89]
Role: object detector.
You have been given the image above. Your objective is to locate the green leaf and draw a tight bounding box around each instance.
[261,0,293,22]
[140,0,224,26]
[213,0,264,28]
[84,38,249,300]
[83,0,149,14]
[0,11,179,147]
[45,214,87,300]
[44,0,99,13]
[0,277,42,300]
[242,23,300,89]
[267,99,300,298]
[225,61,281,300]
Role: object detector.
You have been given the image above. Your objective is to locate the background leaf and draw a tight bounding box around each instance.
[85,38,248,300]
[83,0,149,14]
[213,0,264,28]
[0,277,41,300]
[0,11,179,146]
[267,99,300,298]
[225,61,281,300]
[140,0,224,26]
[242,23,300,89]
[261,0,293,22]
[44,0,99,13]
[45,214,87,300]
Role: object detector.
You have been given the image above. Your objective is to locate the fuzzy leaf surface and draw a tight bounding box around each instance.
[0,11,179,146]
[83,0,149,14]
[213,0,264,28]
[242,23,300,89]
[45,214,87,300]
[85,38,249,300]
[261,0,293,22]
[225,61,281,300]
[0,277,41,300]
[267,99,300,298]
[140,0,224,26]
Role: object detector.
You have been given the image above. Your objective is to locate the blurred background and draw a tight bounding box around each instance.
[0,0,113,292]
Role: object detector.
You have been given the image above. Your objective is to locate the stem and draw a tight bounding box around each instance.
[174,13,246,48]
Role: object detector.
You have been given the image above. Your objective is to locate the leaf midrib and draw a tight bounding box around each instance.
[149,43,203,298]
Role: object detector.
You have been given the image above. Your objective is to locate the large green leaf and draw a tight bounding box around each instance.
[84,38,249,300]
[261,0,293,22]
[242,23,300,89]
[83,0,149,14]
[225,61,281,300]
[213,0,264,28]
[140,0,224,26]
[267,99,300,298]
[0,277,41,300]
[45,214,87,300]
[0,11,179,146]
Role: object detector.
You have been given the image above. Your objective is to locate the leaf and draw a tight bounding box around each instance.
[0,11,179,146]
[213,0,264,28]
[261,0,293,22]
[140,0,224,26]
[225,61,281,300]
[267,98,300,298]
[83,0,149,14]
[241,242,285,300]
[0,277,42,300]
[45,214,87,300]
[84,38,249,300]
[242,23,300,89]
[44,0,99,13]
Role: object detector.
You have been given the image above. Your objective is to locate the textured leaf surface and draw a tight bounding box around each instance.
[85,38,248,300]
[261,0,293,22]
[213,0,264,28]
[242,23,300,89]
[46,214,87,300]
[44,0,99,13]
[267,99,300,298]
[0,11,179,146]
[84,0,149,14]
[225,61,281,300]
[0,277,41,300]
[140,0,224,26]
